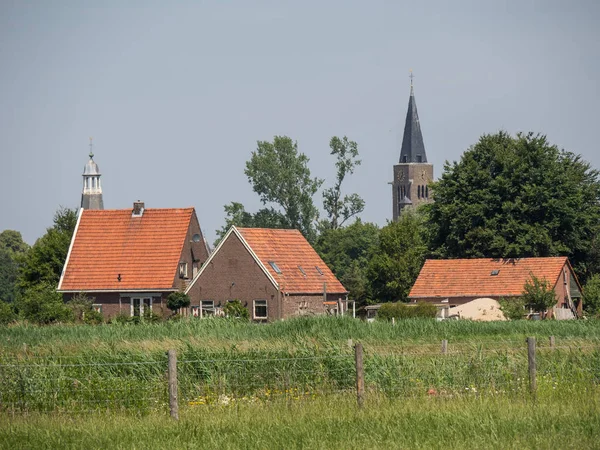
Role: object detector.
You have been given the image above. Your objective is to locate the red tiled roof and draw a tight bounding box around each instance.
[236,228,347,294]
[59,208,193,291]
[409,257,569,299]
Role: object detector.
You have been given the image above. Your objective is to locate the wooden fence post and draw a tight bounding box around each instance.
[355,343,364,408]
[168,349,179,420]
[549,336,555,349]
[527,337,536,396]
[441,339,448,355]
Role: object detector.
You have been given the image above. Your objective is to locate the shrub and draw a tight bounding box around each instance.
[0,300,15,325]
[498,297,527,320]
[15,282,73,325]
[377,302,437,320]
[583,274,600,316]
[166,292,190,314]
[67,292,104,324]
[223,300,250,320]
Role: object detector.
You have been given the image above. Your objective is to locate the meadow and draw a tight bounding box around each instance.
[1,317,599,449]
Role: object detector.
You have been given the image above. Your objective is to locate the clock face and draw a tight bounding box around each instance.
[420,170,427,181]
[397,171,405,181]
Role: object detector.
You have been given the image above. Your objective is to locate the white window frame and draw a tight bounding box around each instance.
[130,297,152,317]
[201,300,215,318]
[179,262,188,279]
[253,299,268,320]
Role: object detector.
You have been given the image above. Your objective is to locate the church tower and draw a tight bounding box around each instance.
[392,73,433,220]
[81,138,104,210]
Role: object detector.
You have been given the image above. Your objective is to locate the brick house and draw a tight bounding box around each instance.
[185,227,348,321]
[57,202,209,318]
[408,257,583,319]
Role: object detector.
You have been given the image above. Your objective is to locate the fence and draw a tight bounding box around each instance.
[1,336,598,417]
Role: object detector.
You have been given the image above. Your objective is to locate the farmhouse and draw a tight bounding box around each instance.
[57,202,210,318]
[409,257,583,319]
[185,226,348,321]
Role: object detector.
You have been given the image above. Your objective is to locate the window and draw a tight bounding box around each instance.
[416,155,422,163]
[268,261,282,274]
[298,266,306,276]
[417,186,421,199]
[191,306,200,317]
[254,300,268,319]
[201,300,215,317]
[402,156,408,163]
[490,270,500,276]
[179,262,188,279]
[425,186,429,199]
[92,304,102,314]
[130,297,152,317]
[315,266,324,276]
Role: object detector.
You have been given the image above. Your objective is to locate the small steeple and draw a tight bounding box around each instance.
[399,70,427,164]
[81,137,104,210]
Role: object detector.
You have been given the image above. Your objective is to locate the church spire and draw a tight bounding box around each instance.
[399,71,427,164]
[81,137,104,210]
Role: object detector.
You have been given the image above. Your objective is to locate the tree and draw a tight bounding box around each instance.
[498,297,527,320]
[17,207,78,294]
[322,136,364,229]
[166,292,190,315]
[428,132,600,283]
[243,136,323,241]
[15,281,73,325]
[367,210,428,303]
[315,220,379,303]
[0,230,29,303]
[583,274,600,317]
[521,275,557,318]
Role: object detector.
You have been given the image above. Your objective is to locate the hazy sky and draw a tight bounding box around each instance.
[1,0,599,245]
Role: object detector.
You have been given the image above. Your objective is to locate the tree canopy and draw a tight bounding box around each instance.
[367,210,428,303]
[428,132,600,282]
[322,136,364,229]
[17,207,78,294]
[0,230,29,303]
[243,136,323,241]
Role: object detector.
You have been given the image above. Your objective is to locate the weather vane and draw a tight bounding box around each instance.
[89,137,94,159]
[409,69,414,86]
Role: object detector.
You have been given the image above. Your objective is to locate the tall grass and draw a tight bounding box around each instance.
[2,316,600,356]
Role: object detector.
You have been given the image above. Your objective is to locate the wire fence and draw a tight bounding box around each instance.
[1,338,599,415]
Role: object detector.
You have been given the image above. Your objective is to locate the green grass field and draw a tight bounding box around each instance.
[1,317,599,448]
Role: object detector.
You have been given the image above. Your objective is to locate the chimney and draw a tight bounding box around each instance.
[132,200,145,217]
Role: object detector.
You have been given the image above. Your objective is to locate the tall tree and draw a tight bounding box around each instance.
[315,220,379,303]
[322,136,365,229]
[215,202,288,245]
[17,207,78,294]
[367,210,428,303]
[428,132,600,283]
[0,230,29,303]
[233,136,323,241]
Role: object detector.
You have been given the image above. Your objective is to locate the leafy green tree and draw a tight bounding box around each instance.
[17,207,78,294]
[243,136,323,241]
[0,300,16,325]
[223,299,250,320]
[367,210,428,303]
[428,132,600,283]
[583,274,600,317]
[498,297,527,320]
[166,292,191,315]
[16,282,73,325]
[0,230,29,303]
[521,275,557,318]
[322,136,364,229]
[315,220,379,303]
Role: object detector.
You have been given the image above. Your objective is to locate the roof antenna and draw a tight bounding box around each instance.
[89,137,94,159]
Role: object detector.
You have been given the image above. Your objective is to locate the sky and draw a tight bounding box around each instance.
[1,0,599,246]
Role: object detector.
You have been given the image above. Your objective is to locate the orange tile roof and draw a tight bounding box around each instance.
[59,208,194,291]
[236,228,347,294]
[409,257,569,299]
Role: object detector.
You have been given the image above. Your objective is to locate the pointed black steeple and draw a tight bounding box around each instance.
[399,81,427,164]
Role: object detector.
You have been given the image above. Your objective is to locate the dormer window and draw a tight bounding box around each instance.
[416,155,422,163]
[269,261,282,274]
[179,262,188,279]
